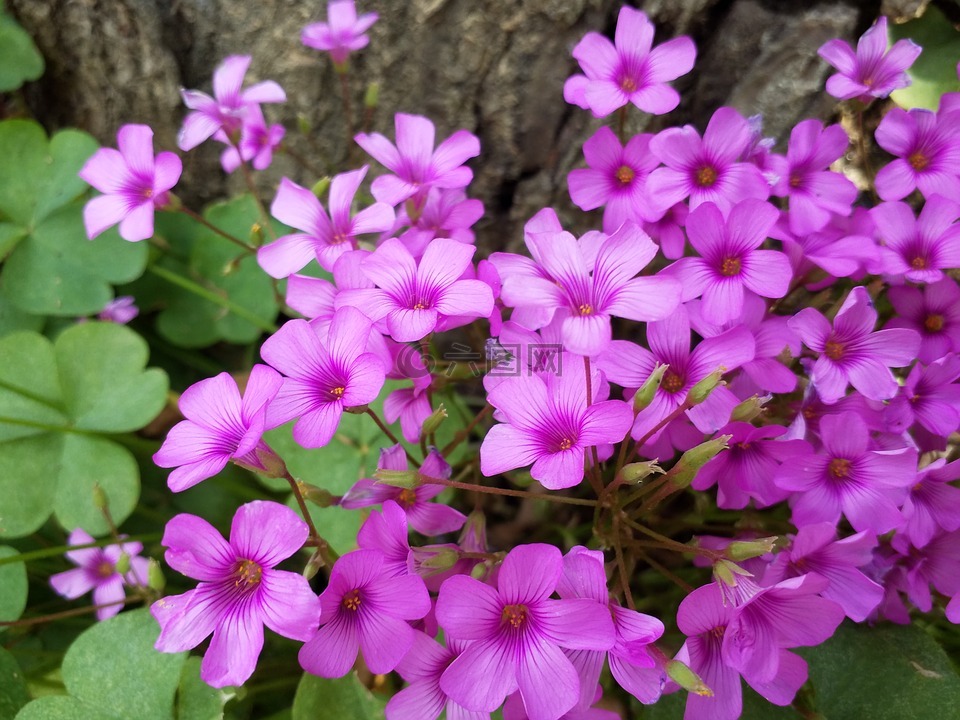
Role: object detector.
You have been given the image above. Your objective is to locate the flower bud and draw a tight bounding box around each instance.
[163,192,183,212]
[727,536,778,561]
[633,364,668,412]
[666,435,731,488]
[296,114,312,136]
[459,511,488,553]
[374,468,420,489]
[410,545,461,576]
[364,82,380,109]
[255,445,287,479]
[114,552,131,576]
[147,559,166,592]
[92,484,109,511]
[687,368,725,406]
[300,481,335,508]
[311,176,331,199]
[713,558,750,589]
[421,404,447,436]
[302,551,325,581]
[620,460,663,484]
[250,223,264,246]
[666,659,712,697]
[730,394,769,423]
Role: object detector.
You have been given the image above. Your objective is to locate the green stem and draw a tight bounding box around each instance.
[0,533,162,567]
[176,206,257,252]
[147,264,278,333]
[366,408,420,467]
[418,472,597,507]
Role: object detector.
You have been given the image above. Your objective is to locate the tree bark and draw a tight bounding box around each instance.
[9,0,875,251]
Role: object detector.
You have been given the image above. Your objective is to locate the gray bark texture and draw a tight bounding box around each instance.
[9,0,885,252]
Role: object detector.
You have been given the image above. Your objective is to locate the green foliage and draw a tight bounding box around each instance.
[291,673,384,720]
[0,323,168,537]
[175,658,229,720]
[129,196,279,348]
[14,609,187,720]
[0,120,147,317]
[890,5,960,110]
[0,546,27,630]
[0,9,43,92]
[800,621,960,720]
[0,647,29,720]
[640,685,801,719]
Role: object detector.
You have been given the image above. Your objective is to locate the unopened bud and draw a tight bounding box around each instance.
[300,481,335,508]
[92,484,109,511]
[713,558,750,588]
[302,551,325,581]
[411,545,461,575]
[727,536,778,561]
[620,461,663,484]
[255,446,287,479]
[731,394,768,423]
[666,660,712,697]
[311,177,331,198]
[459,511,488,553]
[147,559,166,592]
[364,82,380,109]
[470,562,489,580]
[666,435,731,488]
[634,364,668,412]
[688,369,724,406]
[374,468,420,489]
[114,552,131,575]
[223,256,242,276]
[296,114,313,136]
[164,192,183,212]
[250,223,264,246]
[421,404,447,436]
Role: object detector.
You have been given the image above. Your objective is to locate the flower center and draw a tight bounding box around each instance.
[925,314,944,332]
[696,166,718,187]
[908,151,929,171]
[620,75,638,92]
[397,487,418,508]
[662,370,685,394]
[412,298,430,310]
[710,625,725,640]
[578,303,593,316]
[501,603,528,629]
[331,232,348,245]
[824,340,845,361]
[342,589,362,612]
[233,558,263,589]
[96,560,115,578]
[141,187,154,199]
[789,173,803,188]
[828,458,851,480]
[328,385,345,400]
[615,165,635,185]
[910,255,927,270]
[720,257,742,276]
[557,437,574,451]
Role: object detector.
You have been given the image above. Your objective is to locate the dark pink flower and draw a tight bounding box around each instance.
[397,188,483,258]
[886,277,960,363]
[152,502,320,687]
[872,195,960,283]
[884,355,960,439]
[79,124,181,242]
[97,296,139,324]
[299,548,430,677]
[218,105,285,173]
[302,0,378,66]
[875,107,960,201]
[900,459,960,549]
[563,6,695,117]
[818,16,921,103]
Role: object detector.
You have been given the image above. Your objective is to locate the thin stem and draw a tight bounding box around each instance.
[441,404,492,457]
[176,206,256,252]
[631,399,694,460]
[418,472,597,507]
[0,534,162,567]
[637,550,693,592]
[147,264,278,333]
[366,408,421,467]
[611,513,635,609]
[0,597,142,627]
[856,106,877,195]
[279,143,327,178]
[283,472,337,568]
[622,516,717,558]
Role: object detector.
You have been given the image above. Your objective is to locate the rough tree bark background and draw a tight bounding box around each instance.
[9,0,922,253]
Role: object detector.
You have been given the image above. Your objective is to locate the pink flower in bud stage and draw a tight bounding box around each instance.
[436,544,616,720]
[152,502,320,688]
[302,0,378,66]
[153,365,283,492]
[563,6,695,117]
[298,548,430,678]
[178,55,286,151]
[50,529,149,621]
[79,124,181,242]
[818,16,921,103]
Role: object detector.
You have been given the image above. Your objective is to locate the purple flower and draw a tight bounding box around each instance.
[818,16,921,103]
[647,107,770,215]
[774,411,917,534]
[901,459,960,548]
[563,6,695,117]
[79,124,182,242]
[886,277,960,363]
[355,113,480,208]
[643,201,689,259]
[874,107,960,201]
[397,188,484,257]
[260,308,386,448]
[298,548,430,677]
[258,169,395,277]
[178,55,286,151]
[667,200,791,325]
[97,296,139,324]
[436,544,616,720]
[219,105,285,173]
[771,119,857,236]
[50,529,149,621]
[499,222,681,356]
[884,355,960,438]
[153,365,283,492]
[341,445,467,536]
[335,238,493,343]
[789,286,920,403]
[480,355,632,490]
[302,0,378,66]
[567,127,660,232]
[872,195,960,283]
[152,502,320,687]
[764,523,883,622]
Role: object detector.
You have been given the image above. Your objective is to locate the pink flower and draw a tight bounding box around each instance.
[298,548,430,677]
[153,365,283,492]
[79,124,181,242]
[563,6,695,117]
[302,0,378,66]
[355,113,480,209]
[178,55,286,151]
[218,105,285,173]
[886,277,960,363]
[874,107,960,201]
[872,195,960,283]
[818,16,921,103]
[258,169,395,277]
[152,502,320,687]
[50,529,149,621]
[97,296,139,324]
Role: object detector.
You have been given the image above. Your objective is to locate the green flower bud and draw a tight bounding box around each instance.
[92,484,109,511]
[311,177,331,199]
[666,435,731,488]
[422,404,447,436]
[147,559,166,592]
[633,364,668,411]
[300,481,335,508]
[374,468,420,489]
[727,536,778,561]
[688,368,725,405]
[730,394,767,423]
[620,461,663,484]
[713,558,750,588]
[364,82,380,109]
[114,552,131,576]
[666,659,713,697]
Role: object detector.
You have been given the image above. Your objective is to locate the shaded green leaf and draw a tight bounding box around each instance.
[0,546,27,630]
[890,5,960,110]
[14,696,113,720]
[176,657,228,720]
[0,647,28,720]
[291,673,384,720]
[0,12,43,93]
